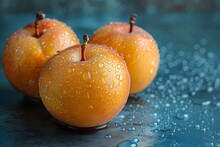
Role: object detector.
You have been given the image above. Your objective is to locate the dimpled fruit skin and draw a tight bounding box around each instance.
[90,23,160,93]
[39,44,130,127]
[2,18,79,98]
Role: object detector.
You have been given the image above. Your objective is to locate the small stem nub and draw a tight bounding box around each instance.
[81,34,89,61]
[129,14,137,33]
[34,11,46,38]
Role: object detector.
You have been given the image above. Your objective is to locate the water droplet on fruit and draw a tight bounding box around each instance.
[98,63,104,68]
[82,71,91,81]
[117,64,121,69]
[113,81,118,87]
[119,75,123,81]
[151,60,155,65]
[98,78,105,86]
[65,31,69,36]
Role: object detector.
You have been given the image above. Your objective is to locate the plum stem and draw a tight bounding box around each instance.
[129,14,137,33]
[81,34,89,61]
[33,11,45,38]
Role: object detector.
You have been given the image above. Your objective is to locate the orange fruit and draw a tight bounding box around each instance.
[39,35,130,127]
[2,11,79,98]
[90,15,160,93]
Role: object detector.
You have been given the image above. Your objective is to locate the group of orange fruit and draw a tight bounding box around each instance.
[2,11,159,128]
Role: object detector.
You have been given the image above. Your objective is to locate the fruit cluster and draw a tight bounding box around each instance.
[2,12,159,128]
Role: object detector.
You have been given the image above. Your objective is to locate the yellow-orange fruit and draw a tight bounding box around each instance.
[90,23,160,93]
[39,44,130,127]
[2,18,79,98]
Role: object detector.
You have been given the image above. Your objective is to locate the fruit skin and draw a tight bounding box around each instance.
[89,23,160,94]
[2,18,79,98]
[39,44,130,128]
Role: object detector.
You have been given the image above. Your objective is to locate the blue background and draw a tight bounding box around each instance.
[0,0,220,146]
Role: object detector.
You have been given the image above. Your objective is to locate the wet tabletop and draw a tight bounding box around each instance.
[1,11,220,146]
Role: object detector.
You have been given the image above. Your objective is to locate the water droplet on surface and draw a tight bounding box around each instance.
[207,87,213,93]
[117,137,139,147]
[133,138,139,143]
[158,85,164,90]
[176,113,189,120]
[202,101,211,106]
[104,134,112,139]
[216,102,220,107]
[165,103,170,107]
[120,122,126,126]
[128,127,136,132]
[195,125,200,129]
[193,99,211,106]
[182,94,188,99]
[117,141,137,147]
[120,128,125,131]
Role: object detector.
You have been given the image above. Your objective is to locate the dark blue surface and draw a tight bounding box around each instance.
[0,11,220,146]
